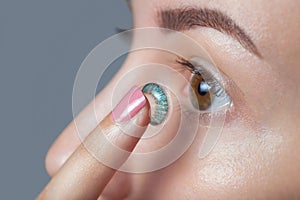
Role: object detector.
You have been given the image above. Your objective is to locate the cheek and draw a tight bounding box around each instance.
[129,116,295,199]
[191,118,294,199]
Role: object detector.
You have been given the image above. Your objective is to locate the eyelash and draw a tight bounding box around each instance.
[175,57,226,99]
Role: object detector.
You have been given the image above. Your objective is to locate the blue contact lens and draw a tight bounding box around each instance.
[142,83,168,125]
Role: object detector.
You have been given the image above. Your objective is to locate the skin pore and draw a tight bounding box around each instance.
[45,0,300,199]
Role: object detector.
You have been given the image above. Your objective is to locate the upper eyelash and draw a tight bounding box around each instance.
[176,57,214,82]
[175,57,195,72]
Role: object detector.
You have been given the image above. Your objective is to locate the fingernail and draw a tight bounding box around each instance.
[110,86,147,123]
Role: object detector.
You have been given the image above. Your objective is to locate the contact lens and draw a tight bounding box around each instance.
[142,83,168,125]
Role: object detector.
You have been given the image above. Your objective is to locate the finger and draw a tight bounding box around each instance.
[37,86,150,200]
[45,63,132,176]
[45,83,114,176]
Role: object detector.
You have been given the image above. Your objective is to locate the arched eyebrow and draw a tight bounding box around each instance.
[157,7,261,57]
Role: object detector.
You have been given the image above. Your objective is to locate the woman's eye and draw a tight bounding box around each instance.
[189,71,231,112]
[177,57,231,112]
[190,72,212,110]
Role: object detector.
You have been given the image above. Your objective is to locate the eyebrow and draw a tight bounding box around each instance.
[157,7,261,57]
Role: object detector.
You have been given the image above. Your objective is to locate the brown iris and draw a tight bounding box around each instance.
[190,73,212,110]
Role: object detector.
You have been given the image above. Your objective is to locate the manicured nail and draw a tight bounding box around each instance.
[110,86,147,123]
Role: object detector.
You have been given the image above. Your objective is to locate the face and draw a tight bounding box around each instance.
[45,0,300,199]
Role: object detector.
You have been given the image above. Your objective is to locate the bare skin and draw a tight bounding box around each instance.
[42,0,300,199]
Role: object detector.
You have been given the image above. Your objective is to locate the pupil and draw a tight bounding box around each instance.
[198,81,209,96]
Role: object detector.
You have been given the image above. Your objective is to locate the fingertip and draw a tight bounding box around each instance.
[135,96,151,127]
[45,145,69,177]
[45,148,55,177]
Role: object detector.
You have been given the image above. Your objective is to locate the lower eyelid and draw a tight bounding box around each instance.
[182,108,225,127]
[198,112,214,126]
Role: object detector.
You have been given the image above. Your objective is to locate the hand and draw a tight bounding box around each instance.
[37,86,150,200]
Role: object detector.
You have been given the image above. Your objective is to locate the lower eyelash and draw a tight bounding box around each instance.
[174,103,213,126]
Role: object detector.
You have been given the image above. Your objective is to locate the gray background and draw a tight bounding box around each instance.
[0,0,131,199]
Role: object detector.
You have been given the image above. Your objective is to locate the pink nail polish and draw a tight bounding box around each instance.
[110,86,146,123]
